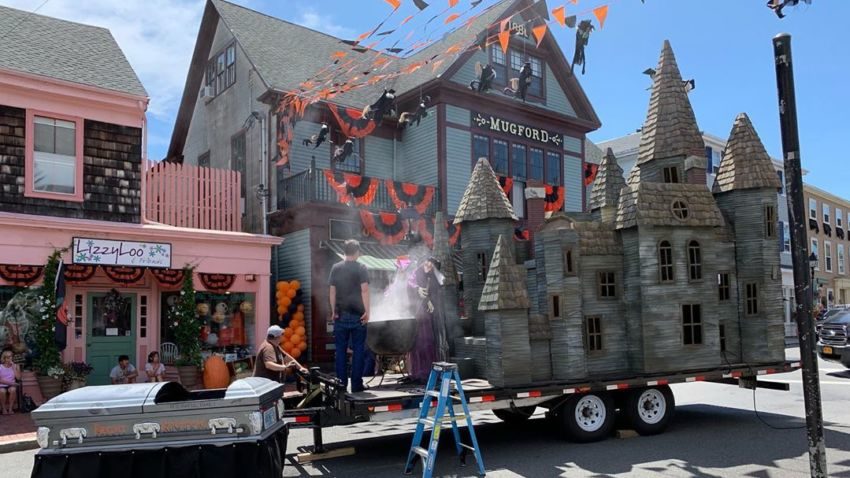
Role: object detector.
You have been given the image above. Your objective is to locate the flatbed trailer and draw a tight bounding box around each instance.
[281,359,801,460]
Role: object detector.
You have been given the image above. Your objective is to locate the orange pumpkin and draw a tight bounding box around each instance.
[203,356,231,389]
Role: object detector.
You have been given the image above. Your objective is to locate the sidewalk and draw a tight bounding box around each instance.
[0,413,37,453]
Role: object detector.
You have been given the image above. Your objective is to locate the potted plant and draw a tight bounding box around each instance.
[62,362,93,391]
[170,266,202,389]
[34,252,64,401]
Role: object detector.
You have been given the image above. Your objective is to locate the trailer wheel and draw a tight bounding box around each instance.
[624,386,675,436]
[557,393,614,442]
[493,406,536,424]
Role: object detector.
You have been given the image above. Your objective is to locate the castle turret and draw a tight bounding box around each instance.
[713,112,784,363]
[432,211,461,351]
[479,234,531,386]
[589,148,626,223]
[455,158,517,335]
[635,40,706,186]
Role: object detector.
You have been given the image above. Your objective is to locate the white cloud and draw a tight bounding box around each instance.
[294,8,356,39]
[0,0,205,119]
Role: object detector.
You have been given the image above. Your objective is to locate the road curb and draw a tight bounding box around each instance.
[0,439,38,454]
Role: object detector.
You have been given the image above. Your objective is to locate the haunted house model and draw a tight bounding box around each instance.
[451,41,785,385]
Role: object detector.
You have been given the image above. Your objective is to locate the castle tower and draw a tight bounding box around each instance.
[432,210,461,351]
[479,234,532,386]
[635,40,706,186]
[454,158,517,335]
[589,148,626,223]
[713,112,785,363]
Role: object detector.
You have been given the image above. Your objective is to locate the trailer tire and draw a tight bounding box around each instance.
[624,386,675,436]
[557,392,615,442]
[493,406,536,424]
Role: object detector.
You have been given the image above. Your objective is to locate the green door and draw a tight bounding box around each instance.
[87,292,136,386]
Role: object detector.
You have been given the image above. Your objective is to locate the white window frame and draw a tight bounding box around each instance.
[825,240,833,272]
[812,238,819,271]
[838,208,844,228]
[782,221,791,252]
[823,203,831,224]
[809,198,817,219]
[838,244,845,275]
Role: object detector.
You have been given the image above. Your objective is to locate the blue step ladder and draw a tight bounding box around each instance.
[404,362,485,477]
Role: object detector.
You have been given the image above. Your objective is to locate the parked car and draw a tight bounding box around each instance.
[817,309,850,369]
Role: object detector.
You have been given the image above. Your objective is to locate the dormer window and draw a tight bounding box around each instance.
[663,166,680,184]
[25,111,84,202]
[672,200,689,220]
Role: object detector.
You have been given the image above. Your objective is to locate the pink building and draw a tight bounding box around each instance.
[0,5,279,385]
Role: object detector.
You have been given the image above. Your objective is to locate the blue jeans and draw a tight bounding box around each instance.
[335,311,366,392]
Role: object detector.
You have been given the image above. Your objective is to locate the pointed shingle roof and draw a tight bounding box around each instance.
[432,211,458,285]
[478,235,529,311]
[637,40,704,165]
[713,113,782,193]
[589,148,626,210]
[454,158,517,224]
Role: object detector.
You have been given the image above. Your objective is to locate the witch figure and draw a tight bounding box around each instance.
[406,257,449,383]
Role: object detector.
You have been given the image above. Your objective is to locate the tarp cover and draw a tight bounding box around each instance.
[30,428,287,478]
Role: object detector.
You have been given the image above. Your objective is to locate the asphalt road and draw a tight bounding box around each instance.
[3,347,849,477]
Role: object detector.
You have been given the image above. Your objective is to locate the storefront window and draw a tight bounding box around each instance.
[161,291,257,360]
[473,134,489,162]
[546,151,562,185]
[512,144,527,179]
[492,139,509,174]
[529,147,544,181]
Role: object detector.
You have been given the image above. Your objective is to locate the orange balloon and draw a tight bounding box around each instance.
[291,334,303,344]
[275,291,284,299]
[293,312,304,322]
[290,348,302,359]
[298,341,308,351]
[276,305,286,315]
[286,288,296,299]
[284,328,293,338]
[296,326,306,336]
[280,297,291,308]
[290,318,303,328]
[297,304,304,312]
[282,340,293,350]
[276,281,289,291]
[290,280,301,290]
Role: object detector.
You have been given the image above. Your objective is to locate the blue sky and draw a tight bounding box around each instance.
[2,0,846,194]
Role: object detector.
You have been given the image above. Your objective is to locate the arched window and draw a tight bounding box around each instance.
[688,240,702,280]
[659,240,674,282]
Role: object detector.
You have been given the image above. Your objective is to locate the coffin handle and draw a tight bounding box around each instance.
[59,427,87,446]
[208,417,242,435]
[133,422,161,440]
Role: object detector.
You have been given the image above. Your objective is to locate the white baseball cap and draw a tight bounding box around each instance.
[267,325,284,338]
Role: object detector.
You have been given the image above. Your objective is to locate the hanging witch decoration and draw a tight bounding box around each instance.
[767,0,811,18]
[398,96,431,129]
[362,89,397,120]
[302,123,329,148]
[504,61,533,101]
[571,20,595,75]
[469,62,497,93]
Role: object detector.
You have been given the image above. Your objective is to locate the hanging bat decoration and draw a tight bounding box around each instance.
[469,62,497,93]
[398,95,431,129]
[767,0,811,18]
[504,61,534,101]
[332,139,355,163]
[302,122,329,148]
[362,89,397,120]
[571,20,595,75]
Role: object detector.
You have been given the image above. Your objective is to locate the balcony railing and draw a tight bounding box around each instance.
[277,167,439,217]
[145,161,242,232]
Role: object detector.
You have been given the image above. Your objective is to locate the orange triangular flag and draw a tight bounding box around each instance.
[593,5,608,28]
[500,18,510,31]
[445,13,461,24]
[552,6,566,27]
[532,24,548,47]
[357,30,372,41]
[498,30,510,55]
[400,14,414,26]
[570,0,578,4]
[449,0,459,6]
[431,59,445,73]
[385,0,401,10]
[332,51,347,59]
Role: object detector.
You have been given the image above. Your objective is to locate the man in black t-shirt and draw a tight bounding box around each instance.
[328,239,370,392]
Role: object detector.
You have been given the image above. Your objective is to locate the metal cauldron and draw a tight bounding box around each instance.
[366,317,417,355]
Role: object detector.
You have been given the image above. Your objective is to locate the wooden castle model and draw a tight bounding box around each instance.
[451,41,786,384]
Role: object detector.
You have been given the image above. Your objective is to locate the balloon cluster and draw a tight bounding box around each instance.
[275,280,307,359]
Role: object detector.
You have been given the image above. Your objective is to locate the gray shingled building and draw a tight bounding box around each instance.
[451,40,785,382]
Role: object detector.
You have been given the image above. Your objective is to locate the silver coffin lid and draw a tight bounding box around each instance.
[32,382,168,423]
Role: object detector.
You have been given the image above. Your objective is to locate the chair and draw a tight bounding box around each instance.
[160,342,179,365]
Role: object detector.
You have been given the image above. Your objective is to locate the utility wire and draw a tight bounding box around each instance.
[0,0,51,42]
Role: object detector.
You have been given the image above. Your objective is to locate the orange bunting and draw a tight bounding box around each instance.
[498,30,510,54]
[385,0,401,9]
[445,13,460,24]
[449,0,458,6]
[431,59,445,72]
[357,30,372,41]
[571,0,577,3]
[552,6,566,26]
[532,24,548,47]
[332,51,347,59]
[445,44,462,55]
[400,14,414,26]
[593,5,608,28]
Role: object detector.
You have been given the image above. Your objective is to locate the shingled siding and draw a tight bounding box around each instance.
[462,218,515,335]
[445,127,472,215]
[579,255,628,374]
[397,107,437,185]
[620,229,645,372]
[715,190,785,364]
[0,105,141,223]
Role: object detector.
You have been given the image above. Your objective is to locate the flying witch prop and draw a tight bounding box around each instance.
[398,95,431,129]
[302,122,329,148]
[503,61,533,101]
[572,19,595,75]
[469,62,497,93]
[767,0,811,18]
[363,88,398,120]
[332,139,356,164]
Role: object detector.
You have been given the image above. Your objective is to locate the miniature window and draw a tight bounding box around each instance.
[717,272,730,301]
[765,205,776,238]
[563,248,574,276]
[477,252,488,281]
[682,304,702,345]
[719,323,726,352]
[811,238,819,270]
[529,148,544,181]
[26,113,84,201]
[839,244,846,275]
[825,241,833,272]
[823,203,831,224]
[809,198,817,219]
[688,240,702,280]
[663,167,680,184]
[198,151,210,168]
[585,316,602,352]
[551,295,561,319]
[672,201,689,220]
[658,241,674,282]
[745,283,759,316]
[597,271,616,298]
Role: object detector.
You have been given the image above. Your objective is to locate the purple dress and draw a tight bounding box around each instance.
[407,265,449,382]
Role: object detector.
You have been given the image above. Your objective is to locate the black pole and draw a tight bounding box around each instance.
[773,33,827,478]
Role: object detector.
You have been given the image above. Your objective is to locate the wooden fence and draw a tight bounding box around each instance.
[145,161,242,232]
